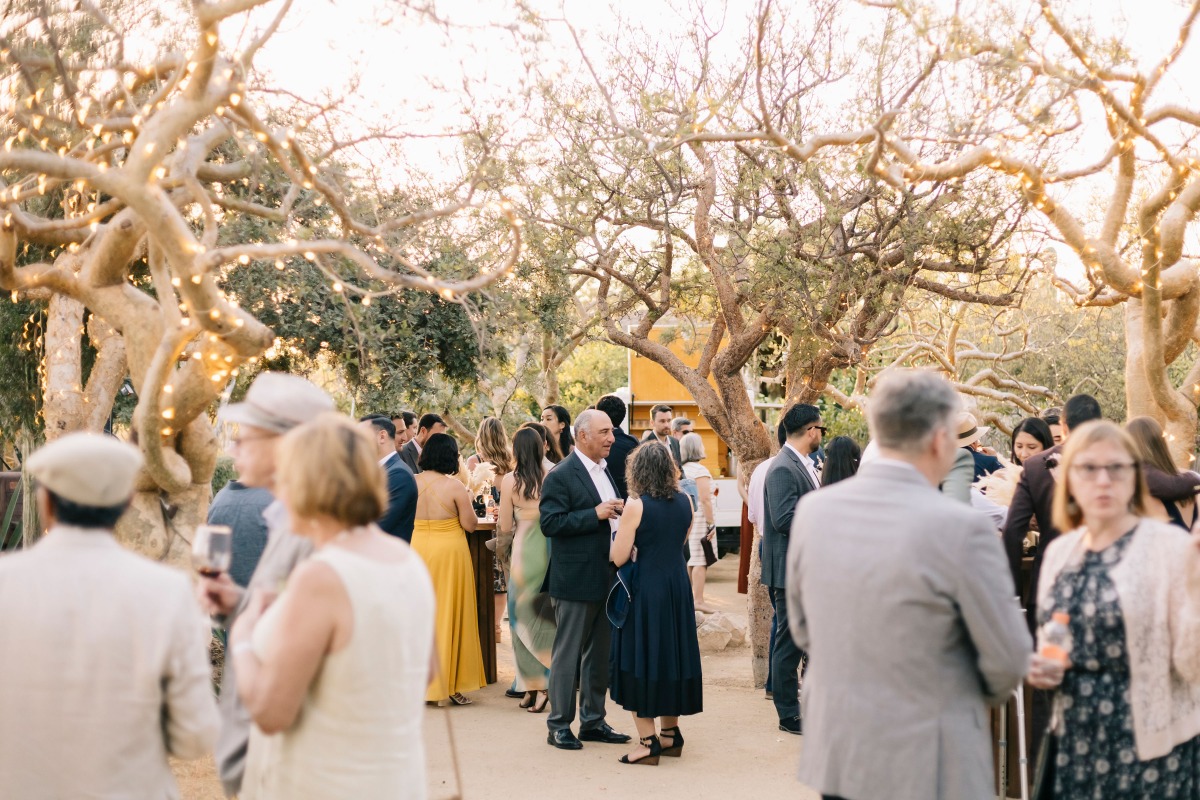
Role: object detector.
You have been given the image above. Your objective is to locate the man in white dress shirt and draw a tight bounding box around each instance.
[0,433,218,799]
[540,409,632,750]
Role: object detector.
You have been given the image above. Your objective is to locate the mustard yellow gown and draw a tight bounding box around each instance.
[410,479,486,701]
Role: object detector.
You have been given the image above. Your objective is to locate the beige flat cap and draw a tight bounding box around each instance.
[27,433,143,507]
[218,372,334,433]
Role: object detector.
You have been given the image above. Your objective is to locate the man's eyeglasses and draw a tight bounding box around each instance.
[1069,462,1136,481]
[807,425,828,434]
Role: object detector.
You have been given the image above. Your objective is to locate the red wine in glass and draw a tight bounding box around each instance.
[193,524,233,578]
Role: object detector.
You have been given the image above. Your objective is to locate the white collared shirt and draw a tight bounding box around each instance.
[785,443,821,488]
[747,455,776,527]
[574,449,619,533]
[379,451,396,467]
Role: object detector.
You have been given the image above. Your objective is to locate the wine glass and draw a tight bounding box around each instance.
[193,524,233,578]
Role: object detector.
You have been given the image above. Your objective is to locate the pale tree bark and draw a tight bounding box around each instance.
[1,1,521,560]
[872,0,1200,464]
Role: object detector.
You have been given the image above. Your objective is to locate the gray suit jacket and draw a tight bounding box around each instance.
[399,439,421,474]
[785,460,1031,800]
[0,528,217,799]
[761,445,817,588]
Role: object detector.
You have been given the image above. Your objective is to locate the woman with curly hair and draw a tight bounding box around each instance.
[466,417,514,641]
[608,443,704,766]
[466,417,514,476]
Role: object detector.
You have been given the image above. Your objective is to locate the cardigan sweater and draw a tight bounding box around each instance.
[1038,518,1200,760]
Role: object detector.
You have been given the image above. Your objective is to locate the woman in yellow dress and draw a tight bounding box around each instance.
[412,433,486,705]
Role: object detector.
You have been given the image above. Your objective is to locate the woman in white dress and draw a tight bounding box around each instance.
[231,413,436,800]
[679,432,716,613]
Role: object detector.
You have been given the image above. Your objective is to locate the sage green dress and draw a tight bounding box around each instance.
[509,506,556,690]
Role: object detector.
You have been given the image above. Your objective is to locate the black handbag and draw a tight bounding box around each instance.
[699,533,718,567]
[606,560,638,628]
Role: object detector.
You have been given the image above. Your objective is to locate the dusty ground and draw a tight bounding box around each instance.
[173,556,818,800]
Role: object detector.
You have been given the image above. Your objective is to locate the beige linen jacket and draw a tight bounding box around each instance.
[0,527,217,799]
[1038,518,1200,760]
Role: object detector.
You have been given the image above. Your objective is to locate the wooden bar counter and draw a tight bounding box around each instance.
[468,519,498,684]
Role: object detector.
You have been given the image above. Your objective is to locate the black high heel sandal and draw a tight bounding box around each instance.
[518,691,537,709]
[619,735,662,766]
[528,691,549,714]
[660,725,684,757]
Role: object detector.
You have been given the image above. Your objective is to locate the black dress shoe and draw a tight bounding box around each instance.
[778,716,802,735]
[579,722,633,744]
[505,688,524,699]
[547,729,583,750]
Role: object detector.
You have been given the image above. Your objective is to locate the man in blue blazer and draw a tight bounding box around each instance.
[762,403,824,735]
[361,415,417,542]
[540,409,632,751]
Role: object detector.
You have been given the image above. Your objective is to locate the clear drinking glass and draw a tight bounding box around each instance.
[193,524,233,578]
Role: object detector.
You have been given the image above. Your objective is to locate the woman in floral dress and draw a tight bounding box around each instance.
[1029,420,1200,798]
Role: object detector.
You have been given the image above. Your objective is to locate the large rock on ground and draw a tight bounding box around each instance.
[696,611,749,652]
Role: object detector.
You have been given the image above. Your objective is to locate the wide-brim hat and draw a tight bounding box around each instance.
[219,372,335,434]
[956,411,990,448]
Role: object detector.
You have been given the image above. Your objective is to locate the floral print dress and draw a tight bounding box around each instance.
[1042,529,1200,799]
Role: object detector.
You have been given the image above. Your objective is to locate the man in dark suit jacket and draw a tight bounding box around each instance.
[640,403,682,465]
[540,409,631,751]
[361,416,417,542]
[762,403,824,735]
[596,394,637,499]
[398,412,447,474]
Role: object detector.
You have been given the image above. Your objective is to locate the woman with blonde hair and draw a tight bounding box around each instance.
[679,432,717,613]
[466,416,514,476]
[231,413,436,800]
[1125,415,1198,529]
[1028,420,1200,798]
[466,416,514,642]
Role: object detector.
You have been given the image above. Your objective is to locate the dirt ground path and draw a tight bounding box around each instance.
[175,556,819,799]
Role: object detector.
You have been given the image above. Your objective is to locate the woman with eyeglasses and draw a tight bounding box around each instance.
[1027,420,1200,798]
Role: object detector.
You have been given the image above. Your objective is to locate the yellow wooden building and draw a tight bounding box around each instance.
[627,325,732,477]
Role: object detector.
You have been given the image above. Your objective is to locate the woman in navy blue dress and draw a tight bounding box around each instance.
[609,442,704,766]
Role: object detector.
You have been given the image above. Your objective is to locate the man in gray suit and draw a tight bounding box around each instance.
[786,370,1031,800]
[762,402,824,734]
[540,409,632,750]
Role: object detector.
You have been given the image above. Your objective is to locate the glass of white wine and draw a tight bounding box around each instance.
[193,524,233,578]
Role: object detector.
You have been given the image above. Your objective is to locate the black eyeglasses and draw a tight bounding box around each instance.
[807,425,828,434]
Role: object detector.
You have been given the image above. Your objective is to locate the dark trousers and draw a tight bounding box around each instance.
[769,585,806,720]
[766,589,777,691]
[546,598,610,733]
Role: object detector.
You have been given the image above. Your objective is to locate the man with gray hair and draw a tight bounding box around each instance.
[540,409,632,750]
[671,416,693,440]
[195,372,335,796]
[784,369,1031,800]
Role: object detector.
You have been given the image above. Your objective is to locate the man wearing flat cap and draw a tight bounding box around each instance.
[196,371,335,797]
[0,433,218,798]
